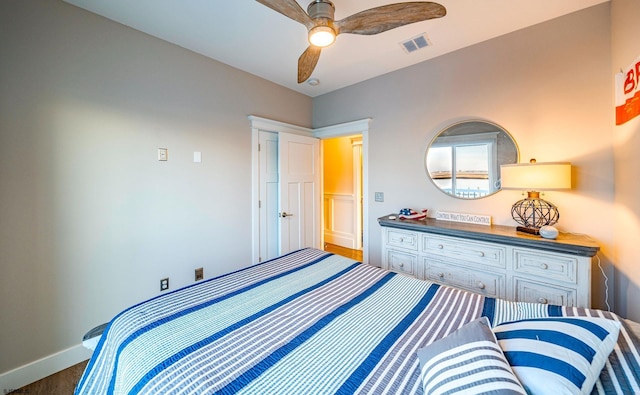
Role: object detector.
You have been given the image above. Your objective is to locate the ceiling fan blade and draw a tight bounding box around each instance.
[256,0,314,29]
[335,2,446,35]
[298,46,322,83]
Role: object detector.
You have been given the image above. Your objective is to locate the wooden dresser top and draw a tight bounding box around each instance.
[378,215,600,257]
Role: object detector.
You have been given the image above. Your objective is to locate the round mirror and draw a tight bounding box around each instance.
[425,120,519,199]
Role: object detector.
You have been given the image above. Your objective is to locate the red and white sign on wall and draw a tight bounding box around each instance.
[616,56,640,125]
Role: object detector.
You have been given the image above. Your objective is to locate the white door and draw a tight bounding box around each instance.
[279,132,320,254]
[258,131,280,262]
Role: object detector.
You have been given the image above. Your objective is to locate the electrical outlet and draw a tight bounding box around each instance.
[160,277,169,291]
[195,267,204,281]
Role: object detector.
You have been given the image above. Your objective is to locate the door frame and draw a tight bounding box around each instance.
[314,120,370,263]
[249,115,371,264]
[351,136,363,250]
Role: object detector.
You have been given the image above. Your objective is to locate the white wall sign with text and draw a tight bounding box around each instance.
[435,211,492,226]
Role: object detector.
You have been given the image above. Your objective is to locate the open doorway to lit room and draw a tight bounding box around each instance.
[251,116,370,266]
[322,135,363,262]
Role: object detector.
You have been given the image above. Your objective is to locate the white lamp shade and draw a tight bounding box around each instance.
[501,162,572,190]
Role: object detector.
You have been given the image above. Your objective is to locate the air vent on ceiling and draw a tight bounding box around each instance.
[400,33,432,54]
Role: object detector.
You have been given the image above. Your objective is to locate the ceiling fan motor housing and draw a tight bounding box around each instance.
[307,0,335,20]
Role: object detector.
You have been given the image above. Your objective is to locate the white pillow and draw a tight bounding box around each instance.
[417,317,526,395]
[493,317,621,395]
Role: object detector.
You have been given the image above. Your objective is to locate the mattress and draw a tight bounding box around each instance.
[75,248,640,394]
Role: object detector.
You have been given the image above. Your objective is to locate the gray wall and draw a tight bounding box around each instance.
[612,0,640,323]
[314,4,618,315]
[0,0,311,373]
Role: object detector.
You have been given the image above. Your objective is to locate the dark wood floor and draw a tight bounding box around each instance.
[11,244,362,394]
[10,360,87,395]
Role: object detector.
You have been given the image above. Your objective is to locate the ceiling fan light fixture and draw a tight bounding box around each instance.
[256,0,446,83]
[308,25,335,47]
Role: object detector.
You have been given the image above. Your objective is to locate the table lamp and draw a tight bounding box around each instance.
[500,159,572,235]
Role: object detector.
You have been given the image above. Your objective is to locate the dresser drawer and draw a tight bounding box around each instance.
[425,259,505,297]
[385,229,418,251]
[385,249,418,277]
[379,217,595,308]
[513,277,577,306]
[513,249,577,284]
[422,235,506,269]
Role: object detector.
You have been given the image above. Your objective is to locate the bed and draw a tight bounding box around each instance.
[75,248,640,394]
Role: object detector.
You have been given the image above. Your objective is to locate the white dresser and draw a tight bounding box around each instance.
[379,216,599,308]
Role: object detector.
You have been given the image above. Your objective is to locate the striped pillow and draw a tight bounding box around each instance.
[494,317,621,395]
[417,317,526,395]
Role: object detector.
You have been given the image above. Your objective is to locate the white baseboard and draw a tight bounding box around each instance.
[324,232,356,249]
[0,344,92,393]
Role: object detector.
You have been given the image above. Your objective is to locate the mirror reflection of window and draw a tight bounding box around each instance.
[455,144,490,198]
[427,146,452,192]
[428,143,491,198]
[425,120,518,200]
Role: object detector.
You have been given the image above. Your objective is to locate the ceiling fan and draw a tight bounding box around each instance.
[256,0,447,83]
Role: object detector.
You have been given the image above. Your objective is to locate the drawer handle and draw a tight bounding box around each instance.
[437,244,444,249]
[399,263,404,268]
[437,272,444,278]
[399,237,404,242]
[477,251,485,257]
[538,297,548,304]
[540,263,549,270]
[477,282,486,290]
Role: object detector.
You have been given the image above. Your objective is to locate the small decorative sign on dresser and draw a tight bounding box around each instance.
[435,211,492,226]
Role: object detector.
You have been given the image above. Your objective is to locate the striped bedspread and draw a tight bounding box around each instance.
[76,248,640,394]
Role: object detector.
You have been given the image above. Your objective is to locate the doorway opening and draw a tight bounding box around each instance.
[250,116,371,265]
[321,135,363,261]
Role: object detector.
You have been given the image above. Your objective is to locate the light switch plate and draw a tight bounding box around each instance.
[193,151,202,163]
[375,192,384,202]
[158,148,168,161]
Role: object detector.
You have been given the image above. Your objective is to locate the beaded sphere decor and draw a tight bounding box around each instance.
[510,193,560,229]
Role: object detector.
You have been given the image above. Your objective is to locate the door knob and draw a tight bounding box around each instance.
[280,212,293,218]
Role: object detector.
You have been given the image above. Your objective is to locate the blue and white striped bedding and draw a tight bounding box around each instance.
[75,248,640,394]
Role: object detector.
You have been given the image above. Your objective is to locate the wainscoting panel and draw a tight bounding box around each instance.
[324,193,356,249]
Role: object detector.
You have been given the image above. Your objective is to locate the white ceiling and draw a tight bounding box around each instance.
[63,0,608,97]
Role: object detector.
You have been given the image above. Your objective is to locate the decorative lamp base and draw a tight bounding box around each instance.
[510,191,560,231]
[516,226,540,235]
